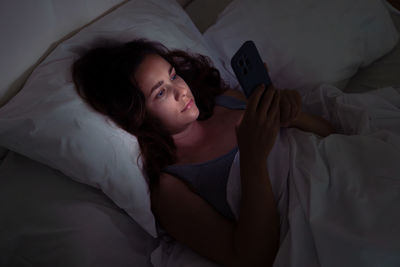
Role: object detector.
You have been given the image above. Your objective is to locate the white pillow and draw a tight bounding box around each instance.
[204,0,399,93]
[0,152,156,266]
[0,0,228,238]
[0,0,126,107]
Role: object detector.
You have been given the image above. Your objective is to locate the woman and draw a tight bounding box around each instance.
[72,39,334,266]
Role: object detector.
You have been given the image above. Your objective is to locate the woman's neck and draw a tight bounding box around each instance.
[172,120,208,150]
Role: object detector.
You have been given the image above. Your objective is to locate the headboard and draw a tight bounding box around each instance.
[181,0,233,32]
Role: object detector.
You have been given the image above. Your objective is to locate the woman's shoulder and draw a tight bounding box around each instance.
[152,172,196,199]
[220,89,247,103]
[150,172,185,206]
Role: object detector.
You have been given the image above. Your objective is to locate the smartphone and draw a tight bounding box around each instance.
[231,40,272,98]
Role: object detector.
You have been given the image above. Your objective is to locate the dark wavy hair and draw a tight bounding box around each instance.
[72,39,230,187]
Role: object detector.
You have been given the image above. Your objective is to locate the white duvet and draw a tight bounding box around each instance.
[273,86,400,266]
[151,85,400,267]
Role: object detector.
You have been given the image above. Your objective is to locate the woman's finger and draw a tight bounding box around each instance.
[246,84,267,115]
[264,89,280,127]
[280,92,291,124]
[289,90,301,120]
[286,91,297,120]
[257,87,276,119]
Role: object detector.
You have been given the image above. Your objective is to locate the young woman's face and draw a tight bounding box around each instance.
[134,54,200,134]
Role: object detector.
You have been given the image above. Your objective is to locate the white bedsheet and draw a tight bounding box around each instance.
[231,85,400,267]
[152,85,400,267]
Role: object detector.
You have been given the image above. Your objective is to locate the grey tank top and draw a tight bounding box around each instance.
[163,95,246,221]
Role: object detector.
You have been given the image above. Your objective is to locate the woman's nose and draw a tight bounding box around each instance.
[174,85,187,100]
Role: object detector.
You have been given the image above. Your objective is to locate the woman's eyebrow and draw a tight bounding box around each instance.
[150,65,174,95]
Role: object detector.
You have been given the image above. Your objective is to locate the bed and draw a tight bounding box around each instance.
[0,0,400,266]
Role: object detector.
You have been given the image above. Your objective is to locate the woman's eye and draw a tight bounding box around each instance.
[170,73,177,81]
[156,88,165,98]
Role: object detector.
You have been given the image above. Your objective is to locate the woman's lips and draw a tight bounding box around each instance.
[181,99,193,112]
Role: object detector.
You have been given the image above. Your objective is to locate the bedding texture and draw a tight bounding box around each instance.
[345,3,400,93]
[0,0,230,238]
[204,0,399,93]
[0,151,156,267]
[236,85,400,267]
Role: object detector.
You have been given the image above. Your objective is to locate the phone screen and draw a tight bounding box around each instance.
[231,40,272,98]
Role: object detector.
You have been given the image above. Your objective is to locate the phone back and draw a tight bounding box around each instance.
[231,40,272,98]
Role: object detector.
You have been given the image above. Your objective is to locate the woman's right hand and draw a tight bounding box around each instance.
[235,84,281,162]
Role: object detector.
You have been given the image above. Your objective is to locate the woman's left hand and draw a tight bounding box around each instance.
[279,89,302,127]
